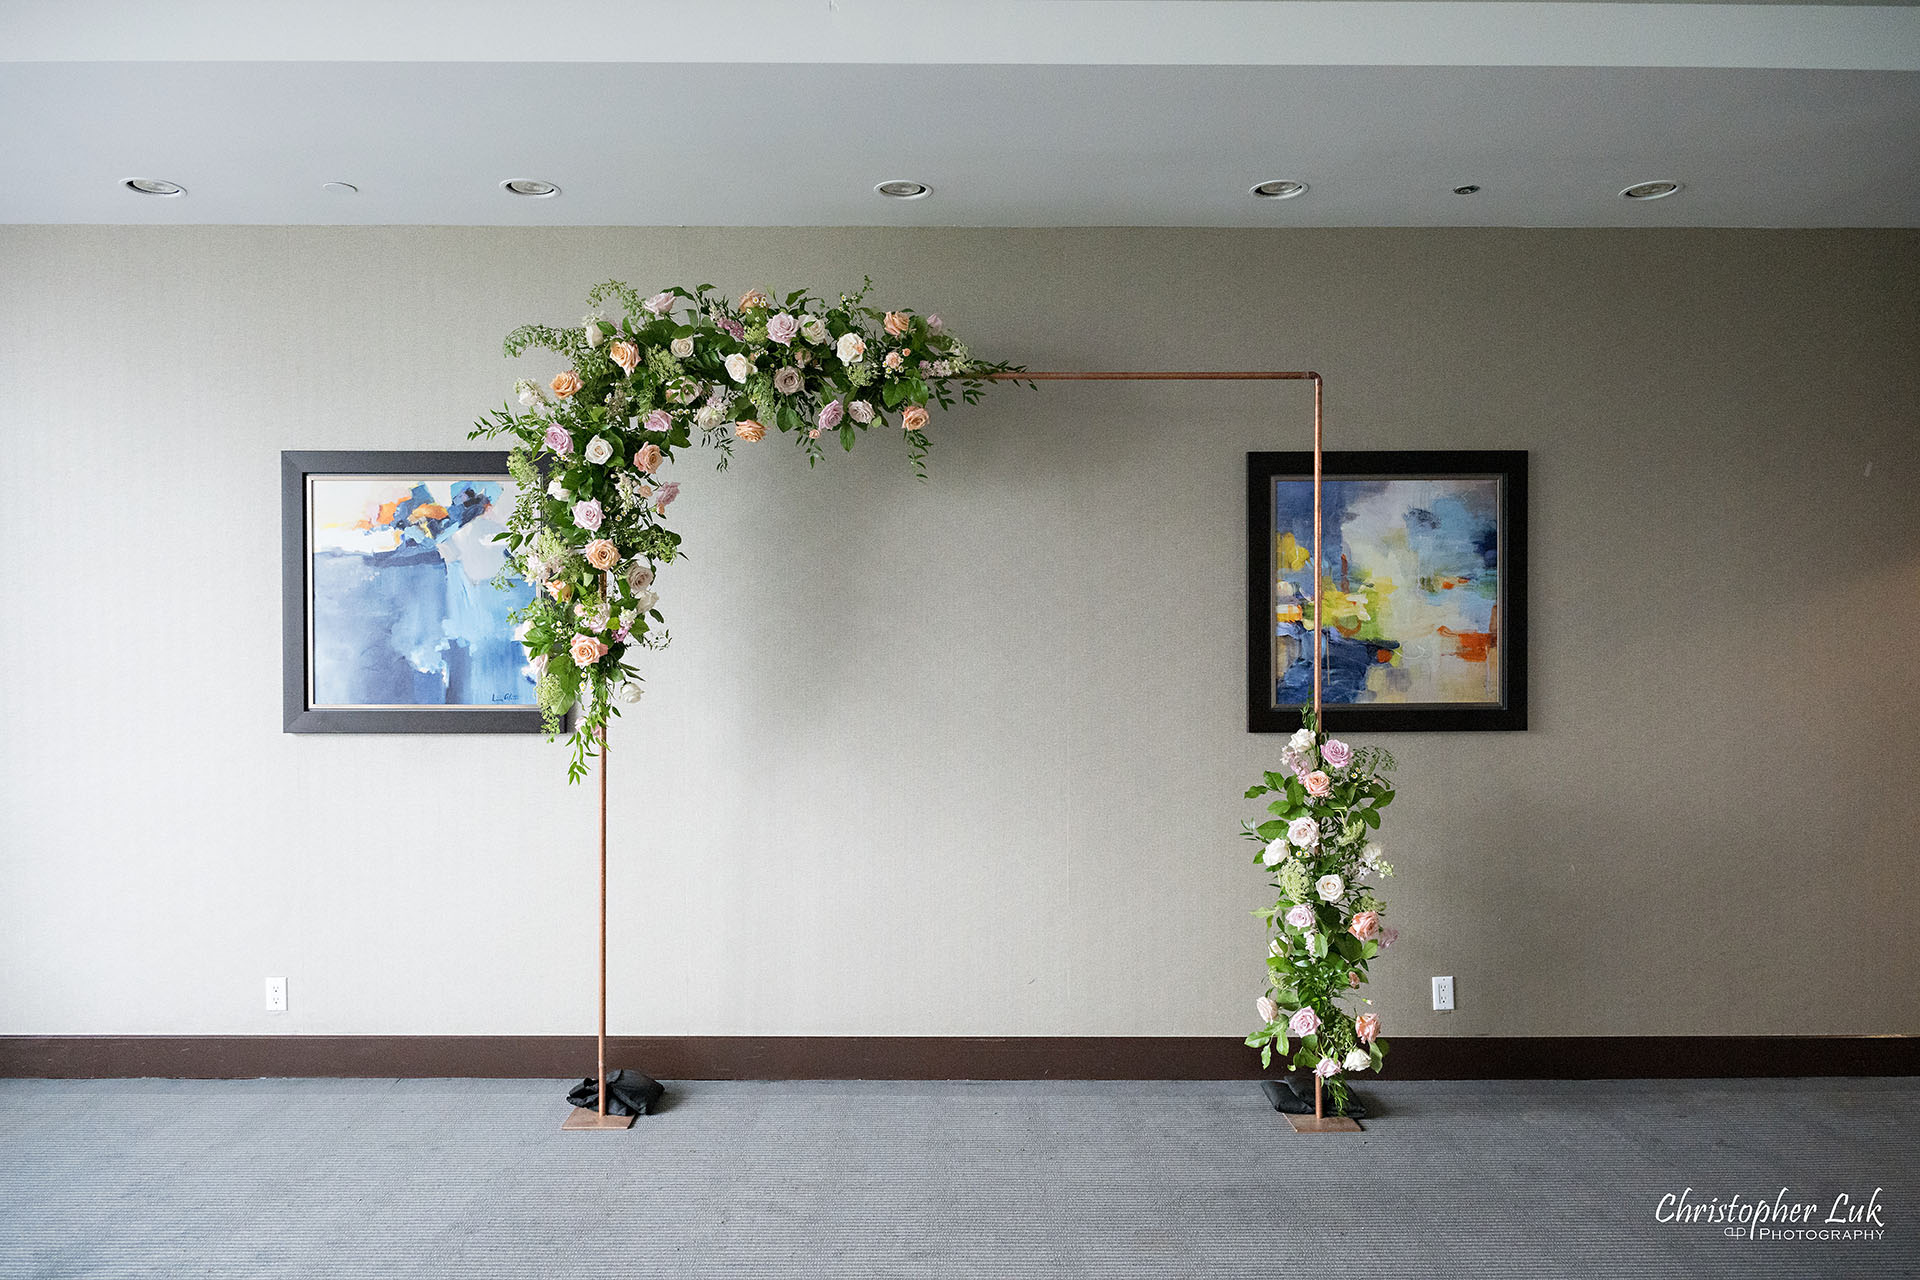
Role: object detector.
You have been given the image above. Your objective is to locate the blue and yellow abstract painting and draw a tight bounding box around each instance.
[1273,476,1502,707]
[308,478,535,708]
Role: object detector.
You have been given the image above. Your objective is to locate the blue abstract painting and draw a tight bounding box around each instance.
[308,477,535,707]
[1272,476,1502,708]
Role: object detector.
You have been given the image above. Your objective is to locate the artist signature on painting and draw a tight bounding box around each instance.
[1655,1187,1887,1242]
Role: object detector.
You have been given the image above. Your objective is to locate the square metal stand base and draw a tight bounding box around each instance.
[1286,1112,1363,1133]
[562,1107,636,1131]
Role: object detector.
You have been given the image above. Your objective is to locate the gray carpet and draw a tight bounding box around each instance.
[0,1077,1912,1278]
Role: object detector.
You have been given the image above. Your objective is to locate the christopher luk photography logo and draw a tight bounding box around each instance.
[1655,1186,1888,1244]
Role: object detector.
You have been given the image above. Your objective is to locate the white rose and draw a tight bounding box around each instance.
[670,335,694,359]
[725,353,753,383]
[1342,1049,1371,1072]
[632,588,659,614]
[1288,727,1316,756]
[1261,838,1288,867]
[1256,996,1279,1025]
[848,399,874,423]
[584,320,605,348]
[799,314,829,344]
[513,619,533,643]
[693,400,724,428]
[514,378,541,407]
[1287,816,1319,848]
[837,333,866,363]
[1315,873,1345,902]
[616,681,643,704]
[546,479,570,501]
[583,435,614,465]
[529,653,549,678]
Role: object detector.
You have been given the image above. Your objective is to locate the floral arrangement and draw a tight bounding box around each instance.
[470,280,1023,781]
[1242,710,1399,1114]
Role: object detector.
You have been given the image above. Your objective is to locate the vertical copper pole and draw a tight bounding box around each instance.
[1315,1073,1324,1120]
[597,726,608,1117]
[1312,375,1323,726]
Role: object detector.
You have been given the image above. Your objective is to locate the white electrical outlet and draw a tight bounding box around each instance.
[1431,975,1455,1011]
[264,977,287,1012]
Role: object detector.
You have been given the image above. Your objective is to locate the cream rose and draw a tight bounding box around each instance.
[584,320,605,347]
[584,539,620,571]
[836,332,866,363]
[1287,816,1319,848]
[1261,838,1288,867]
[670,335,694,359]
[725,353,754,384]
[1342,1049,1371,1072]
[1315,873,1345,902]
[900,405,930,432]
[583,435,614,466]
[799,314,829,344]
[1256,996,1279,1025]
[616,681,644,704]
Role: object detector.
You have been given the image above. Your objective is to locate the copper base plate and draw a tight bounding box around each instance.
[1285,1113,1364,1133]
[562,1107,636,1131]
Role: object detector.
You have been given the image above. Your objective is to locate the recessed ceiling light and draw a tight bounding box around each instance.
[502,179,560,198]
[1452,184,1481,196]
[1251,180,1308,200]
[1621,180,1682,201]
[322,181,358,195]
[123,178,185,197]
[875,180,931,200]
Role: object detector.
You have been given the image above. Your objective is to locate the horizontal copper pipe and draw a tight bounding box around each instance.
[990,370,1318,381]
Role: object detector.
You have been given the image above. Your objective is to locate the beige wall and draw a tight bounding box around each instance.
[1,225,1914,1042]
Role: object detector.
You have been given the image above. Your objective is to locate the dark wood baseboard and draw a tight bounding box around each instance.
[2,1035,1914,1081]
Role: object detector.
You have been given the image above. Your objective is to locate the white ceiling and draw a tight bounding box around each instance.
[3,1,1917,227]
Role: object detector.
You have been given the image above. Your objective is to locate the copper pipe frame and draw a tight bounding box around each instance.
[598,726,608,1116]
[988,369,1324,723]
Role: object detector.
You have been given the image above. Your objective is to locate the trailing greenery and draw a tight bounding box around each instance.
[471,280,1027,781]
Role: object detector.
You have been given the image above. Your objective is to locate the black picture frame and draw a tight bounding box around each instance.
[282,450,543,734]
[1247,450,1528,733]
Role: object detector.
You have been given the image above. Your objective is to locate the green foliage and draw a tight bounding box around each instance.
[469,280,1026,781]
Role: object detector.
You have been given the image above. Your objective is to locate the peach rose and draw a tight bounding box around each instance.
[545,579,572,603]
[883,310,911,337]
[1355,1013,1381,1044]
[738,288,769,311]
[734,419,766,443]
[550,370,582,398]
[634,443,663,474]
[569,633,608,665]
[1348,910,1381,942]
[584,539,620,571]
[1303,769,1332,798]
[608,340,639,375]
[901,405,930,433]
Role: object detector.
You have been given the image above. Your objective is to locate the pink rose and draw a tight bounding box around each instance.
[901,405,930,432]
[1347,971,1362,989]
[848,400,874,424]
[773,367,802,395]
[1287,816,1319,848]
[1314,1056,1341,1079]
[1284,903,1315,930]
[1256,996,1279,1025]
[543,425,573,455]
[643,409,672,433]
[607,340,639,375]
[643,291,674,316]
[653,480,680,513]
[1355,1013,1381,1044]
[883,350,905,372]
[634,443,663,474]
[1348,911,1381,942]
[569,633,608,665]
[807,428,820,439]
[549,370,582,398]
[584,539,620,571]
[570,499,603,532]
[1303,770,1332,798]
[926,313,944,333]
[818,399,844,431]
[1321,739,1353,770]
[883,310,911,337]
[1379,927,1399,949]
[1287,1007,1320,1038]
[766,313,800,345]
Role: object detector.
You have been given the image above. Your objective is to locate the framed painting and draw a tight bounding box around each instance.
[1247,450,1527,733]
[282,450,540,733]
